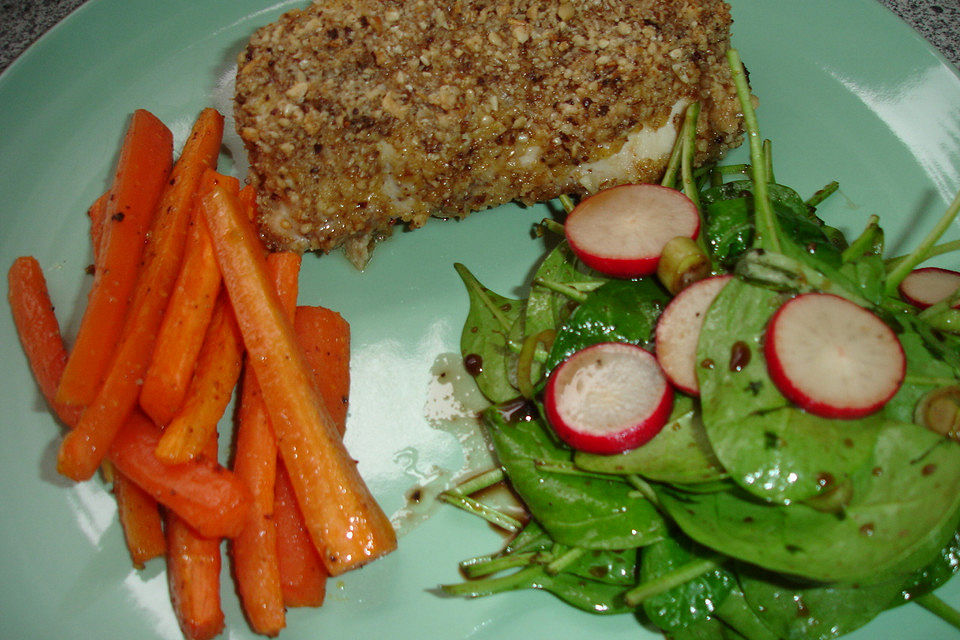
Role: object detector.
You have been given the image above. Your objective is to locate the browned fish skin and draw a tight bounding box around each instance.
[235,0,745,266]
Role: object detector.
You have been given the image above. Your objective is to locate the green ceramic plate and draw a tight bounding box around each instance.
[1,1,959,638]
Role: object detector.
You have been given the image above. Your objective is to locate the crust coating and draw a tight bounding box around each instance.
[235,0,745,266]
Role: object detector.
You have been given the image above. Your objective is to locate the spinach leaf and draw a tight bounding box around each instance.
[884,321,960,424]
[702,181,841,270]
[655,420,960,584]
[697,279,881,504]
[899,531,960,602]
[574,395,727,484]
[456,263,523,403]
[525,240,604,337]
[483,405,667,549]
[737,566,904,640]
[546,278,669,372]
[640,536,735,632]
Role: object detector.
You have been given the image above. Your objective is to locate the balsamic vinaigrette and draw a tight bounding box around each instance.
[463,353,483,376]
[728,340,751,372]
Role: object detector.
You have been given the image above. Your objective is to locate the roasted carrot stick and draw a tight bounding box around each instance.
[109,411,250,539]
[140,205,222,427]
[154,293,244,463]
[167,512,224,640]
[57,109,174,407]
[167,435,224,640]
[9,253,249,538]
[57,109,225,481]
[268,305,348,607]
[294,305,350,435]
[7,257,83,426]
[274,459,327,607]
[201,178,397,575]
[229,251,299,635]
[87,192,110,264]
[114,470,166,568]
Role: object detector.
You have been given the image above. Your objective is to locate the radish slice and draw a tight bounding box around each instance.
[565,184,701,278]
[898,267,960,309]
[764,293,906,419]
[543,342,673,454]
[655,275,733,396]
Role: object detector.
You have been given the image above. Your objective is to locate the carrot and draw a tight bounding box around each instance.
[267,304,348,607]
[166,512,224,640]
[108,411,250,539]
[201,179,397,575]
[229,252,299,635]
[57,109,225,481]
[8,254,248,539]
[87,192,110,263]
[7,257,83,426]
[113,470,166,568]
[166,435,224,640]
[154,292,244,463]
[274,460,327,607]
[294,305,350,435]
[238,184,258,220]
[140,204,222,427]
[57,109,174,407]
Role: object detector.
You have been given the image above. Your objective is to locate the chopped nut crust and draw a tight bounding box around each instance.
[235,0,745,267]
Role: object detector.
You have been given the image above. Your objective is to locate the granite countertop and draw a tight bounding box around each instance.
[0,0,958,74]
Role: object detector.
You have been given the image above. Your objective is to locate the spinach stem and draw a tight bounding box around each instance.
[661,117,686,189]
[546,546,585,575]
[726,48,780,253]
[886,238,960,271]
[715,163,751,176]
[916,593,960,632]
[885,187,960,296]
[438,492,522,533]
[534,460,629,483]
[447,467,505,496]
[841,215,881,263]
[806,180,839,208]
[624,555,723,607]
[517,330,555,399]
[442,565,542,597]
[461,552,538,579]
[918,285,960,320]
[903,374,960,388]
[681,101,703,213]
[532,277,590,303]
[763,138,775,184]
[539,217,566,235]
[626,475,661,509]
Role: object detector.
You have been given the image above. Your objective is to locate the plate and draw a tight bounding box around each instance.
[1,1,959,638]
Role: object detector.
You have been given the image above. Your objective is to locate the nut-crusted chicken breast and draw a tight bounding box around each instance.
[235,0,745,267]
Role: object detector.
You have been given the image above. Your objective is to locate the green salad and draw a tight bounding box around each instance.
[439,49,960,639]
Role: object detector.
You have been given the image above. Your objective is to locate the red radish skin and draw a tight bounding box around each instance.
[764,293,906,419]
[898,267,960,309]
[565,184,701,278]
[655,275,733,396]
[544,342,673,454]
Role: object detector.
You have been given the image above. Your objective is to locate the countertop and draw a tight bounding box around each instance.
[0,0,958,74]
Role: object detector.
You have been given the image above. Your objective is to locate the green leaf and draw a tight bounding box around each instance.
[546,278,669,371]
[483,405,667,549]
[640,537,735,632]
[574,395,727,484]
[738,566,905,640]
[656,421,960,583]
[455,263,523,403]
[697,279,881,504]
